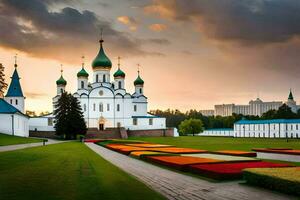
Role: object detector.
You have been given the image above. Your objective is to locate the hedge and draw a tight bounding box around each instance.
[243,167,300,196]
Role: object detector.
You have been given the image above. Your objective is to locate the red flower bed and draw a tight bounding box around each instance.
[84,139,106,143]
[212,150,257,157]
[253,148,300,155]
[188,161,293,180]
[146,156,223,170]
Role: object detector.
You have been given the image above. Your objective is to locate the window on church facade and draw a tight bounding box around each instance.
[117,104,120,111]
[81,81,84,89]
[107,104,110,111]
[93,103,96,111]
[118,81,122,89]
[134,105,137,112]
[103,74,106,82]
[133,118,137,125]
[140,88,142,93]
[83,104,86,112]
[10,99,12,104]
[149,118,153,125]
[15,99,18,105]
[96,75,99,82]
[99,103,103,112]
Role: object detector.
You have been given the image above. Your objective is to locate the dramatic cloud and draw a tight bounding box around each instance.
[117,16,138,31]
[149,23,167,32]
[0,0,165,64]
[144,0,300,45]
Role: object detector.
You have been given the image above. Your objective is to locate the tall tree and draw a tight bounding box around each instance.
[275,104,297,119]
[0,63,8,98]
[54,92,87,140]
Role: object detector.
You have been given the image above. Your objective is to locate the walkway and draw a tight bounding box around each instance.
[0,139,66,152]
[86,143,296,200]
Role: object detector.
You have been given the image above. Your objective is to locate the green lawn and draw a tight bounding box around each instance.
[128,136,300,151]
[0,142,164,200]
[0,133,43,146]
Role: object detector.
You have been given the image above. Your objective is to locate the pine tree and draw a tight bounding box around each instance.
[54,92,87,140]
[0,63,8,98]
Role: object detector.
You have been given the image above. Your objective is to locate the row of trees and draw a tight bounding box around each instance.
[151,104,300,133]
[0,63,8,98]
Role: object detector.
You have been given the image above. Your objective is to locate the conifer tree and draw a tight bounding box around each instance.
[54,92,87,139]
[0,63,8,98]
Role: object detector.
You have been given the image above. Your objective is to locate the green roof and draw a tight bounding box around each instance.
[92,40,112,69]
[56,75,67,85]
[77,68,89,77]
[113,68,125,78]
[134,75,144,85]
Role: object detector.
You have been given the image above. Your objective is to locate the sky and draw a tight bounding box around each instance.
[1,0,300,113]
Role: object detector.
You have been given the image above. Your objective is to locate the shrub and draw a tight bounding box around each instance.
[243,167,300,196]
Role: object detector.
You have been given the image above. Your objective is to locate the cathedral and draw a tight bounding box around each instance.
[30,38,166,132]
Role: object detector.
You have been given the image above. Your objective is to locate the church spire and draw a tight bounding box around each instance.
[56,64,67,86]
[5,55,23,97]
[288,89,294,100]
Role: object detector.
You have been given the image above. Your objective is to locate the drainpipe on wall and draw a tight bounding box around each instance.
[11,114,14,136]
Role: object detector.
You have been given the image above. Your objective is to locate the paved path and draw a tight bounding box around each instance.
[0,139,66,152]
[86,143,296,200]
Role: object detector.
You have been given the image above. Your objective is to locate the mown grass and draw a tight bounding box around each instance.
[0,142,164,200]
[0,133,43,146]
[128,136,300,151]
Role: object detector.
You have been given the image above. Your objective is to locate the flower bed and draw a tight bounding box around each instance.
[148,147,208,154]
[146,156,223,170]
[183,153,258,162]
[130,151,175,158]
[252,148,300,155]
[188,161,293,180]
[211,150,257,157]
[125,143,174,148]
[244,167,300,196]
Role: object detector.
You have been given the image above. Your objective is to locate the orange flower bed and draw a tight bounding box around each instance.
[125,143,174,148]
[212,150,257,157]
[148,147,207,154]
[130,151,174,158]
[146,156,223,170]
[253,148,300,155]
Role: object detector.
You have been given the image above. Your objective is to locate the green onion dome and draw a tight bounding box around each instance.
[134,75,144,85]
[77,67,89,78]
[92,40,112,69]
[113,68,125,78]
[56,75,67,86]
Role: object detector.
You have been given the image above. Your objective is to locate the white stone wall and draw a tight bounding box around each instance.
[200,129,234,137]
[29,116,55,132]
[4,97,25,113]
[0,113,29,137]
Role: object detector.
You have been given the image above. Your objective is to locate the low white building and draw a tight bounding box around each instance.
[200,128,234,137]
[234,119,300,138]
[0,64,29,137]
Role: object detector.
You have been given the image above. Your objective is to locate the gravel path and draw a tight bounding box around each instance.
[0,139,66,152]
[86,143,296,200]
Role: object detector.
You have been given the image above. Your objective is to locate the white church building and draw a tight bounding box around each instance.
[29,38,166,132]
[0,63,29,137]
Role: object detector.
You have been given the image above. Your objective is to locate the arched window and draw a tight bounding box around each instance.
[15,99,18,105]
[107,104,110,111]
[99,103,103,112]
[81,81,84,89]
[118,81,122,89]
[83,104,86,112]
[10,99,12,104]
[134,105,137,112]
[139,88,142,94]
[103,74,106,82]
[117,104,120,112]
[93,103,96,111]
[96,75,99,82]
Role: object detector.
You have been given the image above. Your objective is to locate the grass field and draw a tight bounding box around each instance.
[0,133,43,146]
[0,142,164,200]
[128,136,300,151]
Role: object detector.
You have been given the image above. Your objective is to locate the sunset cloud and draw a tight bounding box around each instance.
[117,16,138,31]
[149,23,167,32]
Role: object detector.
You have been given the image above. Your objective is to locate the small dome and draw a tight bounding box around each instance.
[114,68,125,78]
[92,40,112,69]
[77,68,89,78]
[134,75,144,85]
[56,75,67,86]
